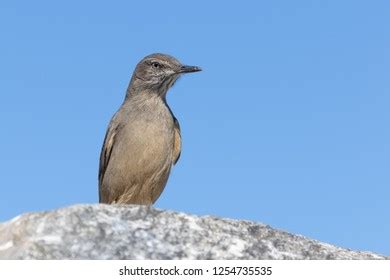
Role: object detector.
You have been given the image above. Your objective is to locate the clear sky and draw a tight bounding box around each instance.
[0,1,389,255]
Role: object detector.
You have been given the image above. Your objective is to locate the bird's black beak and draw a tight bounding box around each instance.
[178,65,202,73]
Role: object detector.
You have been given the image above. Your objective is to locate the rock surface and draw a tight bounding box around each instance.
[0,204,386,259]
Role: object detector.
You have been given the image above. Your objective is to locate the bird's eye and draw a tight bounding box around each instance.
[152,62,161,68]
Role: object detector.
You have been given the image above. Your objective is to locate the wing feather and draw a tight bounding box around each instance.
[98,120,122,202]
[172,117,181,165]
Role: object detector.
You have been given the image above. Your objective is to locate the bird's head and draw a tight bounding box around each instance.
[128,53,201,97]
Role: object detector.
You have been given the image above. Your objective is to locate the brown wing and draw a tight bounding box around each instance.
[98,120,122,203]
[173,117,181,165]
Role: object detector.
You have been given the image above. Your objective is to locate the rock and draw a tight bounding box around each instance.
[0,204,386,259]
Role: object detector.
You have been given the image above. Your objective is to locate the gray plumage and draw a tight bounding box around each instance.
[98,53,201,205]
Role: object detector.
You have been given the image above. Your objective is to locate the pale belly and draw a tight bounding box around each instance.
[103,116,175,203]
[101,96,177,204]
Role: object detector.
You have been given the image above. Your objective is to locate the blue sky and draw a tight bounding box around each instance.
[0,1,389,255]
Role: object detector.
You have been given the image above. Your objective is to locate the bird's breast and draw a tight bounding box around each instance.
[119,102,175,168]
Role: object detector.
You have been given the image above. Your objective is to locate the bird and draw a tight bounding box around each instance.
[98,53,201,205]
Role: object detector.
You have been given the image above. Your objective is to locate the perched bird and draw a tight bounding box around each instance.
[98,53,201,205]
